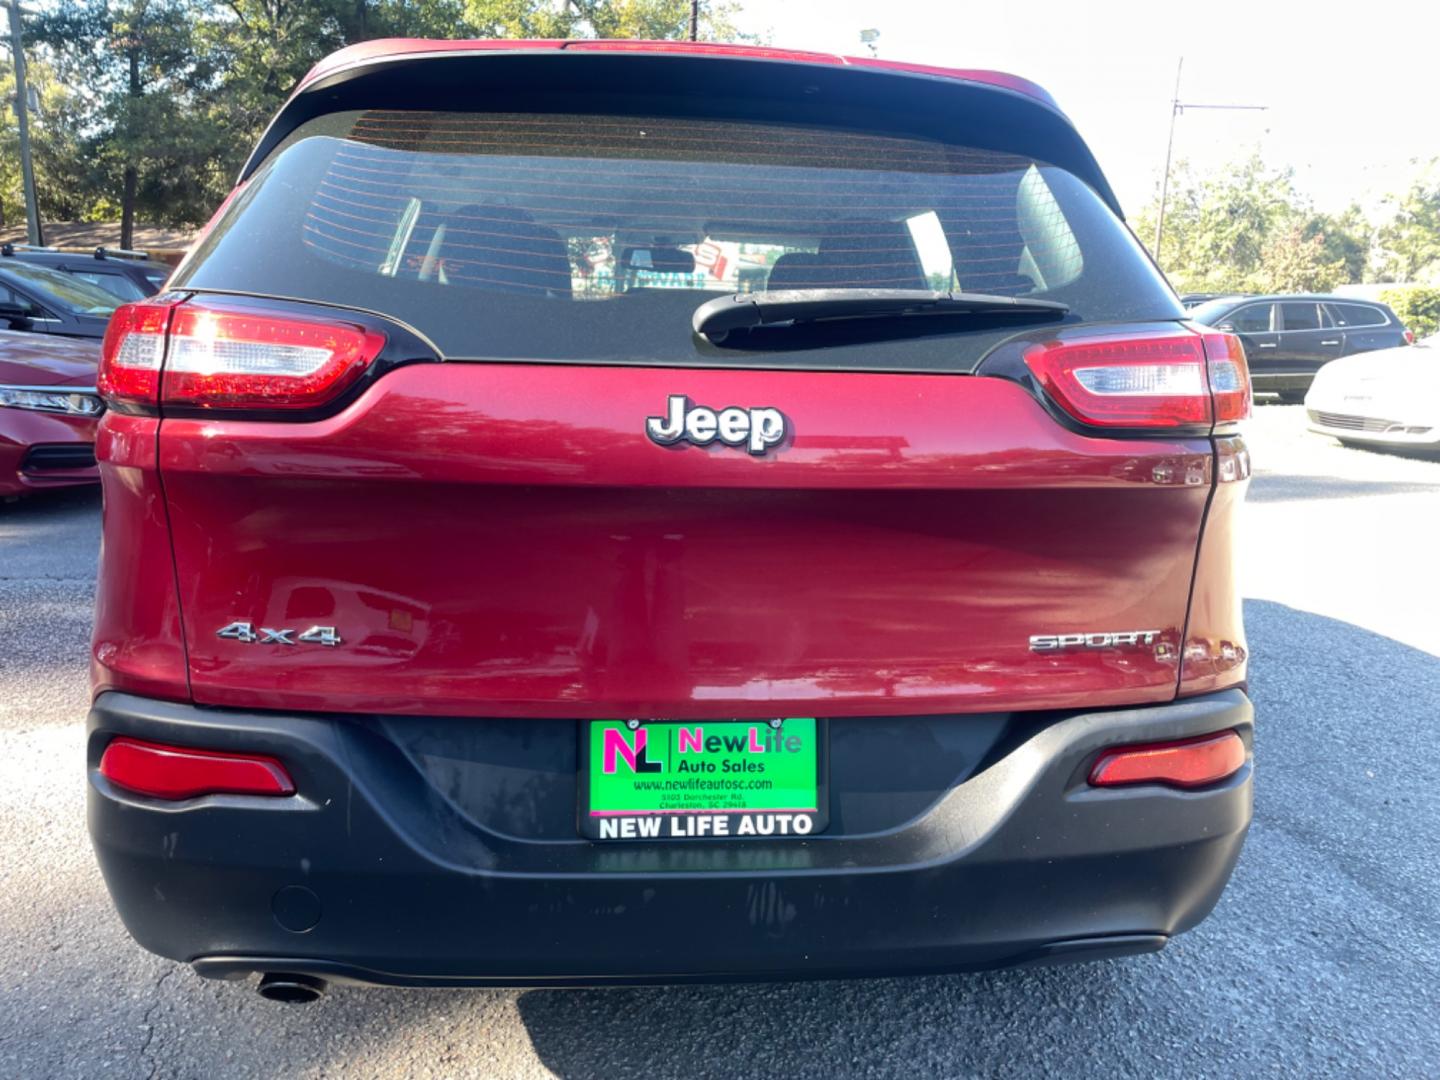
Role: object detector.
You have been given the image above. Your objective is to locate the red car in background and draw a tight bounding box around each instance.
[86,40,1254,1001]
[0,329,102,497]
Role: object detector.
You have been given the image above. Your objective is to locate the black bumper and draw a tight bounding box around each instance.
[87,690,1253,986]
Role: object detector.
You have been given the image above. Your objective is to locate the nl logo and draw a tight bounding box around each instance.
[602,724,804,775]
[589,721,820,841]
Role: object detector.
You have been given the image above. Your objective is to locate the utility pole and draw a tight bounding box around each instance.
[1152,58,1184,261]
[3,0,42,246]
[1153,56,1266,263]
[688,0,698,42]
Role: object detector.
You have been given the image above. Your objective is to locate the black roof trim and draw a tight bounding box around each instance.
[238,50,1123,217]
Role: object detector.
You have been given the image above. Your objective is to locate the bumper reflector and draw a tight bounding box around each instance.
[1088,730,1246,789]
[99,737,295,800]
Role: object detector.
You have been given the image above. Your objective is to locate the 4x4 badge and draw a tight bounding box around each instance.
[646,395,786,456]
[216,621,342,647]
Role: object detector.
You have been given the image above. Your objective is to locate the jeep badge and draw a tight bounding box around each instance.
[645,395,787,456]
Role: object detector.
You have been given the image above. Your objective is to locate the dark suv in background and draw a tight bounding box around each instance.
[0,260,120,339]
[1,244,170,302]
[1189,295,1411,401]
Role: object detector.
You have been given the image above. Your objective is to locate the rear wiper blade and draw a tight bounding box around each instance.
[693,289,1069,343]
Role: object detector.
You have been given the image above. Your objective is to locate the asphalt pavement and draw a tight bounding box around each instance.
[1,405,1438,1078]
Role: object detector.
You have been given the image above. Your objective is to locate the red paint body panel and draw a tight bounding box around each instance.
[0,330,102,385]
[1179,437,1250,695]
[294,38,1057,110]
[91,413,190,701]
[0,408,98,495]
[154,364,1211,718]
[0,330,100,495]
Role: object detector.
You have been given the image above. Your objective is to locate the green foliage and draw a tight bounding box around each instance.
[1307,203,1371,285]
[12,0,751,239]
[1374,165,1440,285]
[28,0,233,237]
[2,51,104,226]
[1378,285,1440,339]
[1257,222,1346,294]
[1135,154,1374,295]
[463,0,747,41]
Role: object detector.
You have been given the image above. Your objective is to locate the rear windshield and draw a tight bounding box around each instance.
[178,110,1180,369]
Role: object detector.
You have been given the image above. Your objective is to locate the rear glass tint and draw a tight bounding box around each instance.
[1280,302,1323,332]
[1226,304,1274,334]
[69,270,149,303]
[177,110,1180,369]
[1327,302,1386,328]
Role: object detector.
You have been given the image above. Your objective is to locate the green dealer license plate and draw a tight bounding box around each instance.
[580,719,827,841]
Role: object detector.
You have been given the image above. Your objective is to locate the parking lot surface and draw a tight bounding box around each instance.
[2,405,1437,1078]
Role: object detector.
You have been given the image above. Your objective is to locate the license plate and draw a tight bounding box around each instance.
[579,719,826,841]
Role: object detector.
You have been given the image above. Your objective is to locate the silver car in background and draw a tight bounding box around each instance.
[1306,333,1440,450]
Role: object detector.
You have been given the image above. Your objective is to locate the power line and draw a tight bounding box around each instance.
[1153,57,1267,262]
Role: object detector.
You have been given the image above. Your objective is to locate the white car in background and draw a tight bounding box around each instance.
[1306,333,1440,450]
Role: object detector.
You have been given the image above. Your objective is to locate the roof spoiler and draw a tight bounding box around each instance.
[293,39,1064,112]
[239,42,1122,218]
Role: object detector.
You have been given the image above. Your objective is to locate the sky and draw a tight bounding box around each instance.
[736,0,1440,221]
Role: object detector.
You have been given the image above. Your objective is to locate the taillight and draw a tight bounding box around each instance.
[98,298,387,413]
[162,300,386,410]
[98,737,295,800]
[98,300,179,407]
[1023,330,1212,429]
[1021,327,1252,430]
[1200,331,1252,423]
[1404,329,1416,345]
[1089,730,1246,789]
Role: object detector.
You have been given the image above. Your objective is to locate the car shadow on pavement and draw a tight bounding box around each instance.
[508,599,1440,1080]
[0,483,101,519]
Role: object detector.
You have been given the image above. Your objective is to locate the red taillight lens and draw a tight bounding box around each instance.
[1089,730,1246,789]
[1200,331,1252,423]
[1023,330,1213,428]
[99,737,295,800]
[1404,329,1416,345]
[99,300,179,407]
[161,300,386,410]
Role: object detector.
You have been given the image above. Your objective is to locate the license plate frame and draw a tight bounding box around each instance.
[578,718,829,842]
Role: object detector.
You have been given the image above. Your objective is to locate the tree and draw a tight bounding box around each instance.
[1378,285,1440,339]
[1306,204,1370,286]
[200,0,751,221]
[1374,164,1440,284]
[1255,223,1345,293]
[1136,154,1373,294]
[462,0,747,40]
[23,0,755,236]
[31,0,226,245]
[1,55,95,228]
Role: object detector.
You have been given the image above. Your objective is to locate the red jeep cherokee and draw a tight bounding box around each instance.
[87,41,1253,999]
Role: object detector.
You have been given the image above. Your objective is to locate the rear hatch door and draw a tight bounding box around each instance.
[157,59,1208,718]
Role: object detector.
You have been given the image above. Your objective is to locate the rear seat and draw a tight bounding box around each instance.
[766,220,926,290]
